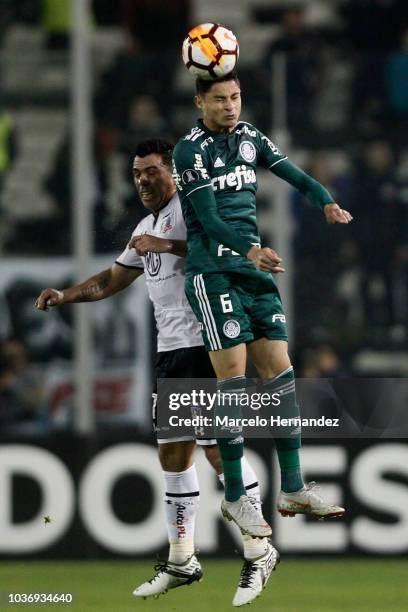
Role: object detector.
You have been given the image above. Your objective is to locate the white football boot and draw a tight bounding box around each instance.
[221,495,272,537]
[233,541,280,607]
[277,482,345,519]
[132,553,202,599]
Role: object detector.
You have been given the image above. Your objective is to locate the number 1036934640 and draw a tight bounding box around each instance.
[2,593,74,605]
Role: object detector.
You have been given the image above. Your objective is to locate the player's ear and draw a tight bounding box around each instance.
[194,95,202,110]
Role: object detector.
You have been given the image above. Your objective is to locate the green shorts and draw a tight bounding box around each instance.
[185,269,288,351]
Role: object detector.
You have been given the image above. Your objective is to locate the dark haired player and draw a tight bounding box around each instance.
[173,73,351,606]
[35,139,266,601]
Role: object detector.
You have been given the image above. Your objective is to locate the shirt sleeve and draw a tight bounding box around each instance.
[115,226,144,269]
[173,138,253,257]
[257,132,288,170]
[271,158,335,209]
[172,140,212,199]
[187,186,254,257]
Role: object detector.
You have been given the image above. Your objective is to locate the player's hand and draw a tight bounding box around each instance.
[324,203,353,224]
[129,234,171,255]
[35,288,64,311]
[246,246,285,273]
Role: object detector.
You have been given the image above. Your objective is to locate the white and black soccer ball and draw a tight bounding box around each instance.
[182,23,239,80]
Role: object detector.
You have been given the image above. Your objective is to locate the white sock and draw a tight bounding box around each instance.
[218,456,268,560]
[217,456,261,511]
[241,455,262,514]
[241,534,270,560]
[163,463,199,564]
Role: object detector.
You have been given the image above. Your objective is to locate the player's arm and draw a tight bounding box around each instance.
[35,264,143,311]
[173,142,283,272]
[188,186,284,272]
[129,235,187,257]
[258,132,352,224]
[271,159,353,224]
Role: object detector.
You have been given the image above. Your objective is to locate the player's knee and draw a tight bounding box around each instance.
[158,442,195,472]
[216,361,245,380]
[262,356,292,380]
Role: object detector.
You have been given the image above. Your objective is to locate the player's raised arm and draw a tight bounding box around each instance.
[259,134,353,224]
[35,264,143,311]
[272,159,353,224]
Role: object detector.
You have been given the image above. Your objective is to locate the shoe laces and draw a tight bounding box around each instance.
[237,559,258,588]
[247,494,261,513]
[304,481,327,506]
[239,497,259,519]
[149,551,197,583]
[148,558,169,583]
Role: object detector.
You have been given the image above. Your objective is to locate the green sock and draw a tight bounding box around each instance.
[276,448,304,493]
[217,441,245,501]
[263,367,304,493]
[216,376,246,502]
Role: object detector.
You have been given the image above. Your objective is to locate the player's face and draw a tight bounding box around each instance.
[133,154,175,211]
[196,80,241,133]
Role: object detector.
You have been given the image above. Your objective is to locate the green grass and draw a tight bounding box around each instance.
[0,559,407,611]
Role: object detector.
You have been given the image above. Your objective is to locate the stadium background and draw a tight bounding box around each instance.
[0,0,407,609]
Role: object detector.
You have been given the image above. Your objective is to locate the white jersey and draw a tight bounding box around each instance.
[116,193,203,352]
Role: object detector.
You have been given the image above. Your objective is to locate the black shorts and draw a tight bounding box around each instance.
[152,345,216,444]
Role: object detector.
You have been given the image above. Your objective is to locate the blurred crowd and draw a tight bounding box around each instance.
[0,0,407,431]
[0,338,48,434]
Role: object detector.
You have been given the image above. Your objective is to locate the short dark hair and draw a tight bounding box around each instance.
[195,71,240,96]
[134,139,174,168]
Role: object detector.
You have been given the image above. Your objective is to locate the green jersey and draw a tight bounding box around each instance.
[172,119,287,276]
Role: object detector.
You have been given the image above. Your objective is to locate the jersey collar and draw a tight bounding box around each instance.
[151,192,177,227]
[197,118,240,137]
[152,192,177,218]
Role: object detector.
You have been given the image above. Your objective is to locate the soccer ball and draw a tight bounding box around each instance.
[182,23,239,80]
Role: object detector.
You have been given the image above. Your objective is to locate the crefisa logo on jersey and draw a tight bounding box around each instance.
[223,319,241,339]
[239,140,256,163]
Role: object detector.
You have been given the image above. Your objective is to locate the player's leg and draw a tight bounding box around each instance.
[248,302,345,519]
[202,438,277,605]
[202,442,222,474]
[248,338,304,494]
[187,277,277,606]
[185,273,271,537]
[133,440,203,598]
[194,346,265,519]
[203,443,263,511]
[154,349,203,563]
[208,345,247,503]
[186,274,248,503]
[158,440,200,563]
[210,347,271,536]
[202,443,267,554]
[134,349,203,599]
[218,449,279,607]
